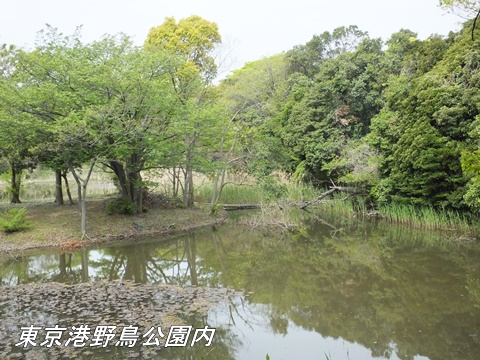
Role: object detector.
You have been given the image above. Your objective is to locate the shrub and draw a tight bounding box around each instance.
[0,208,30,233]
[260,175,287,201]
[106,197,136,215]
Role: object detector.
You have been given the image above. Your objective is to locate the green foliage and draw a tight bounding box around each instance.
[196,184,263,204]
[285,25,368,77]
[0,208,30,233]
[279,33,387,183]
[145,15,221,83]
[259,176,288,201]
[2,16,480,225]
[439,0,479,18]
[106,197,136,215]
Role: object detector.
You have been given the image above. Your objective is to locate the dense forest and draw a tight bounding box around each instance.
[2,4,480,234]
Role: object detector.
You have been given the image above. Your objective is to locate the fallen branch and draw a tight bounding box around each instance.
[299,186,359,209]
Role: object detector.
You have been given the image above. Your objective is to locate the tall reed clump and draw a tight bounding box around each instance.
[283,182,318,204]
[197,181,321,206]
[195,184,264,204]
[313,192,366,221]
[378,203,472,232]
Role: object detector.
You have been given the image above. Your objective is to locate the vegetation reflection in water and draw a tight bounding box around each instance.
[1,209,480,359]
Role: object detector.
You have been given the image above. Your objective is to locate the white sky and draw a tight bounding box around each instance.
[0,0,463,75]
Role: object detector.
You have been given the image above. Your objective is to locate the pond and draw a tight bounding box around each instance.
[1,209,480,359]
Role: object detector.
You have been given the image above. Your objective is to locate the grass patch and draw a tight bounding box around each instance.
[0,208,30,233]
[378,203,472,232]
[0,195,225,253]
[196,184,263,204]
[195,180,319,206]
[312,192,477,235]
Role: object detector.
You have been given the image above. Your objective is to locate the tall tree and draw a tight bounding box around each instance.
[280,36,386,183]
[371,24,476,209]
[145,15,221,83]
[0,44,39,203]
[145,15,222,207]
[285,25,368,78]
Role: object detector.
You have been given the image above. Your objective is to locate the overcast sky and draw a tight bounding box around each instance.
[0,0,463,75]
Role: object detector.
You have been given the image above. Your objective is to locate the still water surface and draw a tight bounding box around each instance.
[1,210,480,359]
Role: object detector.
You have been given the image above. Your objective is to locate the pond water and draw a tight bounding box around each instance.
[1,209,480,359]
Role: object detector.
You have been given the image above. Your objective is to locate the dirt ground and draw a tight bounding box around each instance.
[0,195,226,256]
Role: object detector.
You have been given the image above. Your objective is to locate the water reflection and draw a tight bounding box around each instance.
[1,210,480,359]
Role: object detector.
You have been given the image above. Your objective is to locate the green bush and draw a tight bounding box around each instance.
[106,197,136,215]
[0,208,30,233]
[260,176,287,201]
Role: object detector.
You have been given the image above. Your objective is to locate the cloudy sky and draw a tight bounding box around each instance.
[0,0,463,75]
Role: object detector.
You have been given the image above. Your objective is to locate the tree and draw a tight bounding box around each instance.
[280,36,386,184]
[145,15,222,207]
[211,54,292,208]
[145,15,221,83]
[2,27,180,235]
[439,0,480,19]
[285,25,368,78]
[370,23,476,209]
[88,35,179,212]
[0,44,39,203]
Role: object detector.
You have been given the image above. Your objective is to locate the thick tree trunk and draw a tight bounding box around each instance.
[109,154,145,213]
[109,160,131,199]
[10,163,21,204]
[54,170,64,205]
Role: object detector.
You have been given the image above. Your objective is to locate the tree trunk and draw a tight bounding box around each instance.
[68,159,96,238]
[187,168,194,207]
[80,183,87,234]
[171,166,180,197]
[61,170,75,205]
[182,134,196,208]
[183,156,194,208]
[109,160,131,199]
[54,170,64,205]
[76,179,82,215]
[10,163,21,204]
[210,167,227,213]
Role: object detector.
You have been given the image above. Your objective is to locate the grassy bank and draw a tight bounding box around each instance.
[0,195,226,254]
[311,192,477,235]
[377,203,473,232]
[196,179,478,235]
